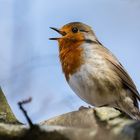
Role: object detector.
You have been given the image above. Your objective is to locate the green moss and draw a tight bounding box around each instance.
[0,88,19,124]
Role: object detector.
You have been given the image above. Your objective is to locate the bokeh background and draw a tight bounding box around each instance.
[0,0,140,123]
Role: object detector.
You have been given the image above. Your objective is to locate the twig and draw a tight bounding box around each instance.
[18,97,34,127]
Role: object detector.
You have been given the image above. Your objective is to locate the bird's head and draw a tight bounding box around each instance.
[49,22,96,80]
[50,22,96,49]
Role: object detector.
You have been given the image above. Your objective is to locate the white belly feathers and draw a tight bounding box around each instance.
[68,43,117,106]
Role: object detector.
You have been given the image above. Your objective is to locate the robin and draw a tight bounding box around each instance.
[50,22,140,120]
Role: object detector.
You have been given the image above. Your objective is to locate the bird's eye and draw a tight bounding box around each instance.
[72,27,78,33]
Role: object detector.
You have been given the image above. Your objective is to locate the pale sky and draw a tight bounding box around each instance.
[0,0,140,123]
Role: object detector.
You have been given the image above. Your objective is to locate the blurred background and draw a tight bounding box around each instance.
[0,0,140,123]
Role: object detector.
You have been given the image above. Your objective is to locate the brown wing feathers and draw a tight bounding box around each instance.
[98,44,140,101]
[106,58,140,101]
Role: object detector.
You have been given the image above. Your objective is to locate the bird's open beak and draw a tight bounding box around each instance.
[49,27,66,40]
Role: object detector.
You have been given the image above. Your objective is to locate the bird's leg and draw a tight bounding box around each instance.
[98,104,109,107]
[78,106,91,110]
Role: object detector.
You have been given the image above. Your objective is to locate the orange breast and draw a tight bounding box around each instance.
[58,38,84,81]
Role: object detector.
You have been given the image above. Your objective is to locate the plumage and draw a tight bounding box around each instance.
[50,22,140,120]
[96,44,140,105]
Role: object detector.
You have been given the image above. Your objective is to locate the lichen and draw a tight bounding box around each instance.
[0,88,19,124]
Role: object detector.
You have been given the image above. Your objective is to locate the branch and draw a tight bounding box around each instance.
[0,107,140,140]
[18,97,34,127]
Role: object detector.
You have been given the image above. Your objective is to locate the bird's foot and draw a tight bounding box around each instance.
[79,106,91,110]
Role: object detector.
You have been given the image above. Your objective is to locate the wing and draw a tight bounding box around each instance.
[95,41,140,101]
[107,57,140,98]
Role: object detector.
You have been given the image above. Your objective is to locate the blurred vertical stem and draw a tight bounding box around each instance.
[0,87,19,124]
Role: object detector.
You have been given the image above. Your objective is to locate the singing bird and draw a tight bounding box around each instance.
[50,22,140,120]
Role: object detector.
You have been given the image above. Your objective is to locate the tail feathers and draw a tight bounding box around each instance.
[127,109,140,121]
[115,106,140,120]
[114,99,140,120]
